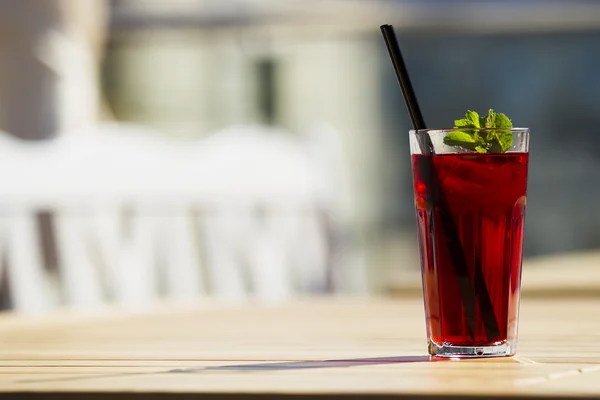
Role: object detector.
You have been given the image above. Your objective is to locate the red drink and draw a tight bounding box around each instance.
[412,152,528,356]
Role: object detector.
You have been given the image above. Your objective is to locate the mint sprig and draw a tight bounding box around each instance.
[444,109,513,153]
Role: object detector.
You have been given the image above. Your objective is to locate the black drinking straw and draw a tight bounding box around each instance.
[380,24,500,341]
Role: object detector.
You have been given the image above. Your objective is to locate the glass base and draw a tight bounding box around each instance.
[428,339,516,358]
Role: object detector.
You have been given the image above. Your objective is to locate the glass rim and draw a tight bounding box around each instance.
[410,127,530,135]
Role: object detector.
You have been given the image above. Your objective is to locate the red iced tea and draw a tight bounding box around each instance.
[412,152,528,351]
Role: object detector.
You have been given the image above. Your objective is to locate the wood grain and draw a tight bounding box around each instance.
[0,297,599,399]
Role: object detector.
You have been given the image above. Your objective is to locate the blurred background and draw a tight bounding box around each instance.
[1,0,600,313]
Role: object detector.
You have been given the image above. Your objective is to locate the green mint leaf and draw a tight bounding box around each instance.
[443,129,489,152]
[448,109,515,153]
[454,110,480,128]
[464,110,480,128]
[494,113,512,128]
[498,131,513,152]
[476,128,491,142]
[445,130,476,143]
[489,138,503,153]
[444,130,476,146]
[489,129,513,153]
[483,109,496,128]
[493,112,513,151]
[454,119,471,128]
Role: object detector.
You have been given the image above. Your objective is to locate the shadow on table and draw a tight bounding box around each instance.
[170,356,438,374]
[17,356,438,385]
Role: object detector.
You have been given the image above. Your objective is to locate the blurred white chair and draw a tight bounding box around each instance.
[0,123,364,313]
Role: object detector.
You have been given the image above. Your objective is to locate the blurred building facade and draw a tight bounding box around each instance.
[1,0,600,301]
[0,0,108,140]
[104,0,600,291]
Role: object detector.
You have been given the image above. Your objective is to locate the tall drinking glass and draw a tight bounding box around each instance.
[410,128,529,358]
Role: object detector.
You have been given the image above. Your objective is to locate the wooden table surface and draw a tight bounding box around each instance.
[1,295,600,399]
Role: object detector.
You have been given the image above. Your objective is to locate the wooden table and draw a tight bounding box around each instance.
[1,296,599,399]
